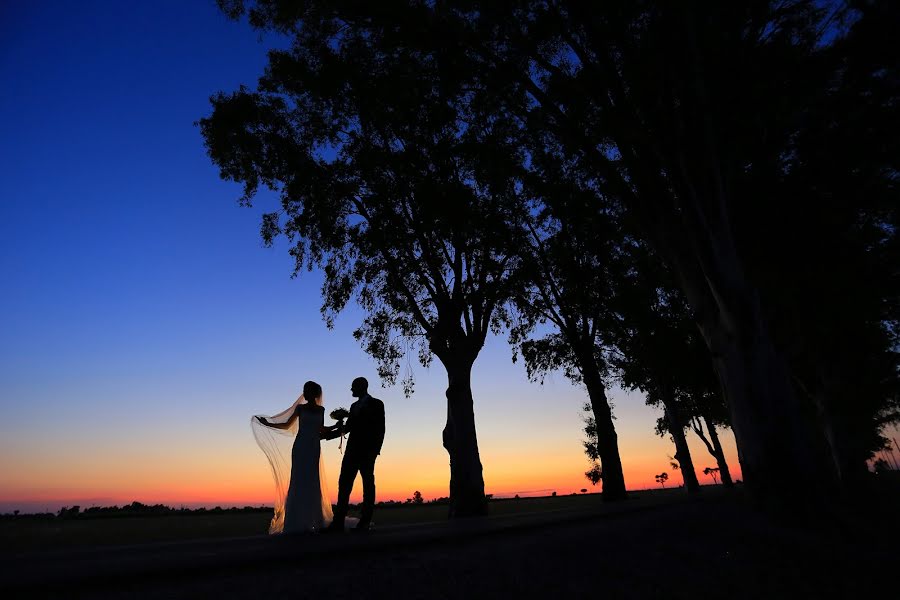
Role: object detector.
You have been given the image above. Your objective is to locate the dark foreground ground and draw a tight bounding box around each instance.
[2,484,897,599]
[0,492,616,551]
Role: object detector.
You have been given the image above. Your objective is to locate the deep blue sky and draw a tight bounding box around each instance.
[0,1,738,512]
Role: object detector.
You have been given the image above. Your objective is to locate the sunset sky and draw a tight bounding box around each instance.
[0,0,742,514]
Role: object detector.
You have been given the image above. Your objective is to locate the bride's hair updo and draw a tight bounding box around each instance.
[303,380,323,403]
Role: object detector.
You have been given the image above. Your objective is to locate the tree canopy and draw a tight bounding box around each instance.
[203,0,899,512]
[200,0,527,516]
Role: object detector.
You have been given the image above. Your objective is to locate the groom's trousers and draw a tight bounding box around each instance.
[335,451,377,524]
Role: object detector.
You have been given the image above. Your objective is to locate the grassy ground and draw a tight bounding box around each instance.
[43,484,900,600]
[3,483,898,599]
[2,490,651,553]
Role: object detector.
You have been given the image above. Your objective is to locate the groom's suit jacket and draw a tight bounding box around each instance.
[344,395,385,458]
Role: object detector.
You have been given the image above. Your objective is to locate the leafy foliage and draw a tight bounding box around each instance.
[200,1,524,393]
[581,402,604,486]
[202,0,900,505]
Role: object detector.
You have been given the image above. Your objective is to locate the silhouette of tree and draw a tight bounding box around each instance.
[703,467,720,485]
[613,273,735,490]
[200,1,526,518]
[686,396,735,489]
[872,458,890,474]
[453,0,855,508]
[205,0,900,509]
[735,1,900,489]
[655,472,669,488]
[412,491,424,505]
[508,187,629,500]
[609,254,702,494]
[459,0,899,506]
[604,241,735,494]
[581,402,604,487]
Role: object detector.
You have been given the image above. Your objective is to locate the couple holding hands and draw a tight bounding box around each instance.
[253,377,385,534]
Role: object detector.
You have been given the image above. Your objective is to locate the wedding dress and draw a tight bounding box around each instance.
[251,394,334,534]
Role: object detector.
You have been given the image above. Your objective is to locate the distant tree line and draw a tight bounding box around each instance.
[201,0,899,516]
[2,496,457,519]
[0,502,274,520]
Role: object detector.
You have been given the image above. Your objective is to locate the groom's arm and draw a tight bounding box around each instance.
[342,409,354,435]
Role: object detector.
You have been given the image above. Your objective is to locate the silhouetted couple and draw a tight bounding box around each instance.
[252,377,385,534]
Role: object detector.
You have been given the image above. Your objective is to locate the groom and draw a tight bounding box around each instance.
[324,377,385,532]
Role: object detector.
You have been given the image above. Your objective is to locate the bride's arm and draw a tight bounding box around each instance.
[257,393,307,429]
[257,416,295,430]
[319,423,341,439]
[256,408,300,430]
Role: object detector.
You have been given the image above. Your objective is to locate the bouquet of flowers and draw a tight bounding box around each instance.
[330,407,350,423]
[329,408,350,453]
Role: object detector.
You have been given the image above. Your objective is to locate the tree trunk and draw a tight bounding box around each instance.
[702,321,836,509]
[653,234,836,506]
[660,391,700,493]
[702,414,733,488]
[810,385,870,495]
[627,133,838,508]
[659,214,836,506]
[440,356,487,518]
[582,366,627,501]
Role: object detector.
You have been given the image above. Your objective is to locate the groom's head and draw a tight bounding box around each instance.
[351,377,369,398]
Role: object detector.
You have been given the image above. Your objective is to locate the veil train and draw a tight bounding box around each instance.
[250,394,334,534]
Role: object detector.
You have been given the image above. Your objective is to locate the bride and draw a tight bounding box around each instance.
[252,380,335,534]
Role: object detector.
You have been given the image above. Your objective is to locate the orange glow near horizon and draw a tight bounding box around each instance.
[0,376,747,514]
[0,447,742,512]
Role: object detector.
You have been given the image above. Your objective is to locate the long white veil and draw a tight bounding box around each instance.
[250,393,334,534]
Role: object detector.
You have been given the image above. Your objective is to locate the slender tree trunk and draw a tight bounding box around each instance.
[811,387,870,494]
[632,147,838,508]
[701,415,733,488]
[514,2,836,508]
[440,355,487,518]
[702,321,836,508]
[654,239,837,506]
[582,365,627,501]
[677,13,836,505]
[659,239,836,506]
[660,390,700,493]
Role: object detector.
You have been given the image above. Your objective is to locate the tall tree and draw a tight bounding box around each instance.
[508,170,629,501]
[616,283,737,490]
[451,0,857,507]
[207,0,900,509]
[200,1,524,516]
[732,0,900,489]
[618,276,737,490]
[686,400,734,488]
[610,260,702,494]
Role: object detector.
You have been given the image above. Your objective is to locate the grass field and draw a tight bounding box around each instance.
[4,483,899,599]
[3,489,667,554]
